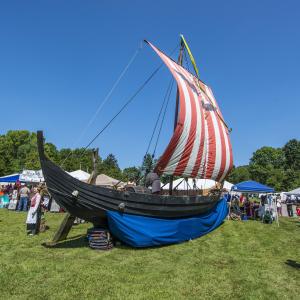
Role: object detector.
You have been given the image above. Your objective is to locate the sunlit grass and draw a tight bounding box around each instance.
[0,210,299,299]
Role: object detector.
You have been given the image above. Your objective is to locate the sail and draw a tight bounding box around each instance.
[146,41,233,181]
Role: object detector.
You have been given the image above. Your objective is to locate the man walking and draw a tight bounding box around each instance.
[17,184,30,211]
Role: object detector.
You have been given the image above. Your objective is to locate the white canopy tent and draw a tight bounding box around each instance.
[68,170,90,182]
[285,187,300,196]
[20,170,44,183]
[163,178,233,191]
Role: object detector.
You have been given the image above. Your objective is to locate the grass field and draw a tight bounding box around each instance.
[0,210,299,300]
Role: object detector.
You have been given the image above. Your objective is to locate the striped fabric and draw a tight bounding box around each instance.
[148,42,233,181]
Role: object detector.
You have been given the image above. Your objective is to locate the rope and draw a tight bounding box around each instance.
[62,42,180,165]
[183,48,191,73]
[75,47,142,145]
[78,64,162,160]
[60,45,141,168]
[77,42,180,160]
[144,77,174,156]
[153,79,174,157]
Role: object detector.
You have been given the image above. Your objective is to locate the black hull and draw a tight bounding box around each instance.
[37,131,221,222]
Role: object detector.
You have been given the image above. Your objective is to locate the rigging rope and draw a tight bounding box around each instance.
[61,42,180,166]
[78,64,163,160]
[75,47,141,146]
[153,79,174,157]
[144,77,174,156]
[60,46,141,168]
[183,48,191,73]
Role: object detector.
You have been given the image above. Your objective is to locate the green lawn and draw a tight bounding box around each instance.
[0,210,299,300]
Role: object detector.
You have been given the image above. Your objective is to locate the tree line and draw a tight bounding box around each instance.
[0,130,149,183]
[227,139,300,191]
[1,130,299,191]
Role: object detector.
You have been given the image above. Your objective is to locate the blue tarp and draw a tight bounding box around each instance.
[106,197,228,248]
[0,174,20,183]
[231,180,274,193]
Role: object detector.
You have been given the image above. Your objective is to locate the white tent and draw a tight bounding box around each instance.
[19,170,44,183]
[285,187,300,196]
[163,178,233,191]
[68,170,90,182]
[95,174,125,187]
[223,181,233,191]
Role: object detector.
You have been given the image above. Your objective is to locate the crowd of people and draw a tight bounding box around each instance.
[227,193,300,222]
[0,182,51,235]
[1,180,300,236]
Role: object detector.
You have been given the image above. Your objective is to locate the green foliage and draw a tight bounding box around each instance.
[250,146,285,168]
[141,153,155,173]
[227,165,250,183]
[283,139,300,170]
[97,153,123,180]
[122,166,141,182]
[0,131,40,174]
[1,130,300,191]
[0,130,98,176]
[226,140,300,191]
[248,142,300,191]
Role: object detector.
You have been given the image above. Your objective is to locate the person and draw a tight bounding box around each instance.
[286,196,294,217]
[244,197,251,217]
[26,187,42,235]
[296,204,300,220]
[267,194,273,206]
[17,184,30,211]
[145,171,161,194]
[260,194,267,206]
[276,195,282,217]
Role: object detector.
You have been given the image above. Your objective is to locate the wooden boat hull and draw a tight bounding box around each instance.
[37,131,222,223]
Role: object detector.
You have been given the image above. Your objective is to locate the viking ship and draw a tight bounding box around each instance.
[38,36,233,247]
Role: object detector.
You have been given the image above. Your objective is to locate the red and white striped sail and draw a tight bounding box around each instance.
[147,42,233,181]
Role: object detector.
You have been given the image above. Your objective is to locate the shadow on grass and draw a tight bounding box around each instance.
[285,259,300,269]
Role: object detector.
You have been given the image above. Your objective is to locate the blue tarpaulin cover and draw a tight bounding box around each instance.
[106,197,228,248]
[231,180,274,193]
[0,174,20,183]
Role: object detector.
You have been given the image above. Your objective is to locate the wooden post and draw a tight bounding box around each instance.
[45,149,99,246]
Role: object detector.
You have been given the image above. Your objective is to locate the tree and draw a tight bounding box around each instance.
[227,165,250,183]
[248,146,285,188]
[283,139,300,170]
[141,154,155,173]
[122,167,141,182]
[1,130,299,192]
[250,147,284,169]
[98,154,122,180]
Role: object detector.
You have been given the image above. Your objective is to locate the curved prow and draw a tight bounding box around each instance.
[37,130,46,161]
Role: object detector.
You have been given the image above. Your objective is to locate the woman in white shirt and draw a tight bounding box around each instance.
[276,196,282,217]
[26,187,42,235]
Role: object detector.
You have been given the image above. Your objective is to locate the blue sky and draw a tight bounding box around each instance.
[0,0,299,169]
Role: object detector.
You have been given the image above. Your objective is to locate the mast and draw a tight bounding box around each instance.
[169,37,185,195]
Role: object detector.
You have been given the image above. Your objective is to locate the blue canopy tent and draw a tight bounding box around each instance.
[231,180,274,193]
[0,174,20,183]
